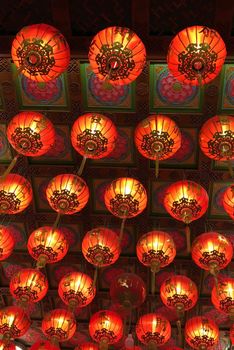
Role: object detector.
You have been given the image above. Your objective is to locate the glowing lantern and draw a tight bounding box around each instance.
[223,185,234,219]
[46,174,89,227]
[74,343,98,350]
[136,313,171,348]
[191,232,233,281]
[0,173,32,214]
[211,277,234,320]
[0,306,30,339]
[71,113,117,175]
[104,177,147,241]
[0,226,15,260]
[0,341,15,350]
[89,310,123,350]
[10,268,48,303]
[30,340,60,350]
[88,26,146,86]
[27,226,69,268]
[167,26,226,86]
[160,275,198,317]
[164,180,209,251]
[134,115,181,177]
[58,271,96,310]
[42,309,76,342]
[11,23,70,83]
[110,273,146,309]
[136,230,176,294]
[199,115,234,176]
[185,316,219,350]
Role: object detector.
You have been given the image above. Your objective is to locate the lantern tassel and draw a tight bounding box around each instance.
[99,339,108,350]
[185,225,191,253]
[150,260,160,295]
[93,266,98,287]
[53,212,61,230]
[119,217,126,243]
[228,160,234,178]
[155,158,159,178]
[176,319,182,347]
[147,341,157,350]
[1,154,19,178]
[78,156,87,176]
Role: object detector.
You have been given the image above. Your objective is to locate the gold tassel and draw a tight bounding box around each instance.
[228,160,234,178]
[176,319,182,347]
[119,217,126,243]
[155,158,159,178]
[78,156,87,176]
[1,154,19,178]
[185,225,191,253]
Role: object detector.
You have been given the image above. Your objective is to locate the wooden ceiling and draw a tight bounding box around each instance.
[1,1,234,349]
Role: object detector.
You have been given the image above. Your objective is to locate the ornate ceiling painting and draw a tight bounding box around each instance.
[1,0,234,350]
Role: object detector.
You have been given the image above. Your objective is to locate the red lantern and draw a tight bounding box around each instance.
[211,277,234,319]
[30,340,60,350]
[223,185,234,219]
[42,309,76,342]
[160,275,198,316]
[191,232,233,275]
[11,24,70,83]
[89,26,146,86]
[0,306,30,339]
[7,112,55,158]
[58,271,96,309]
[110,273,146,309]
[167,26,226,85]
[74,343,98,350]
[27,226,69,268]
[185,316,219,350]
[136,313,171,347]
[0,341,15,350]
[89,310,123,349]
[71,113,117,175]
[0,173,32,214]
[82,227,120,267]
[10,268,48,303]
[134,115,181,177]
[0,226,15,261]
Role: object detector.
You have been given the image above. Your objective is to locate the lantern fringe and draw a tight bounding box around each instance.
[155,158,159,178]
[176,319,182,347]
[78,156,87,176]
[228,160,234,179]
[119,217,126,243]
[185,225,191,253]
[1,154,19,178]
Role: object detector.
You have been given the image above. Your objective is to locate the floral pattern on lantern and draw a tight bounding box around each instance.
[0,226,15,261]
[82,227,120,267]
[199,115,234,161]
[89,310,123,347]
[58,271,96,309]
[71,113,117,159]
[46,174,89,215]
[136,313,171,347]
[0,174,32,214]
[89,26,146,86]
[11,24,70,83]
[7,112,55,157]
[211,277,234,318]
[104,177,147,219]
[27,226,69,268]
[10,268,48,303]
[223,185,234,219]
[167,26,226,85]
[0,306,30,339]
[42,309,76,342]
[185,316,219,350]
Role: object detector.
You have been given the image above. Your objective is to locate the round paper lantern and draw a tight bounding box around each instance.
[136,313,171,347]
[0,173,32,214]
[30,340,60,350]
[199,115,234,160]
[110,273,146,309]
[75,343,98,350]
[89,310,123,349]
[185,316,219,350]
[71,113,117,175]
[42,309,76,342]
[82,227,120,267]
[0,226,15,261]
[211,277,234,319]
[10,268,48,303]
[134,115,181,177]
[46,174,89,215]
[223,185,234,219]
[191,232,233,274]
[167,25,226,85]
[0,306,30,339]
[58,271,96,309]
[27,226,69,268]
[89,26,146,86]
[11,23,70,83]
[0,341,15,350]
[160,275,198,316]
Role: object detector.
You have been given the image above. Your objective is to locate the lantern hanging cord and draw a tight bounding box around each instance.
[77,156,87,176]
[228,160,234,179]
[93,265,98,287]
[1,154,19,179]
[185,224,191,253]
[176,319,183,348]
[53,212,61,231]
[119,216,127,243]
[127,309,133,335]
